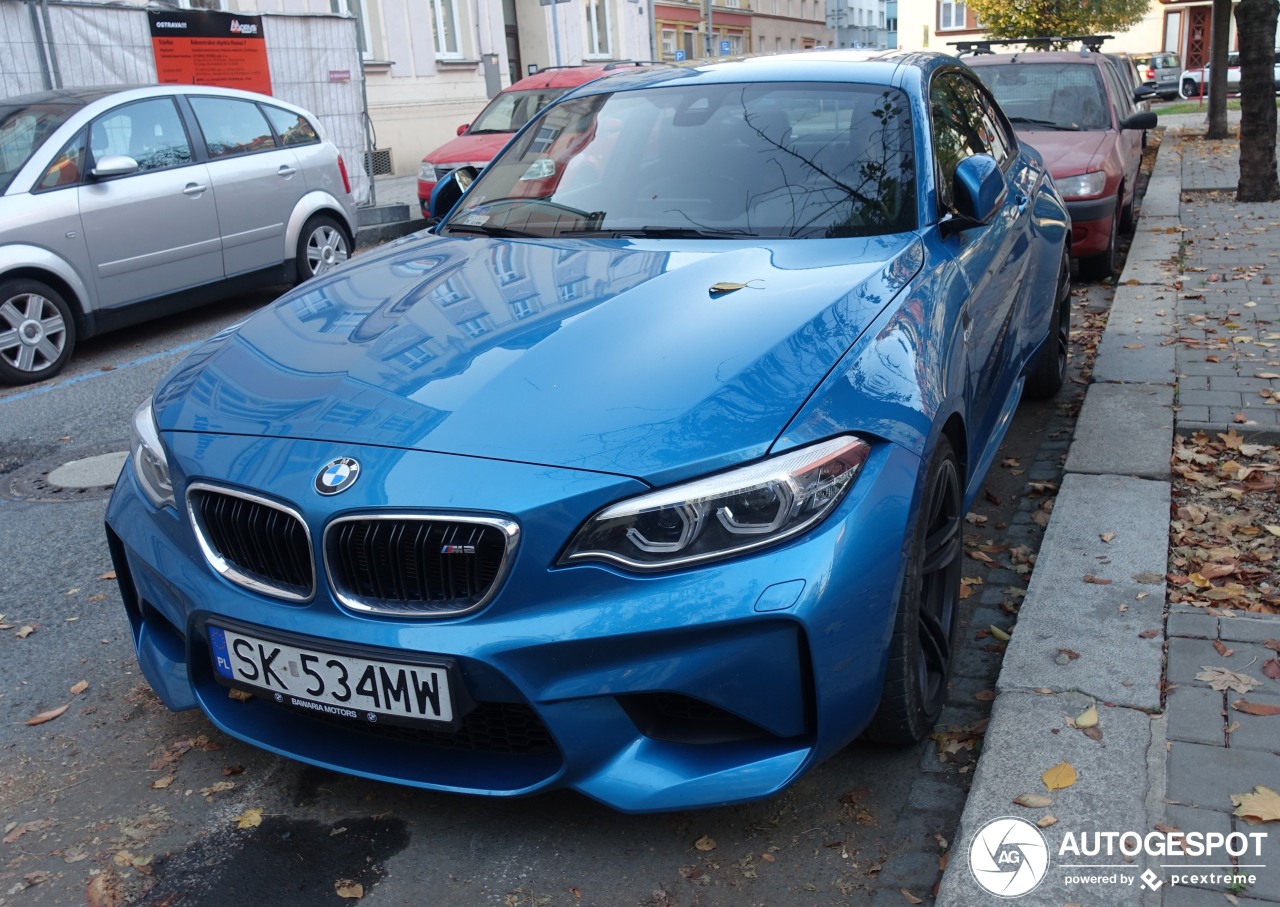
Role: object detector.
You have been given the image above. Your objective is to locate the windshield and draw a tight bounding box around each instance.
[0,101,77,193]
[468,88,572,135]
[443,81,917,240]
[972,63,1112,131]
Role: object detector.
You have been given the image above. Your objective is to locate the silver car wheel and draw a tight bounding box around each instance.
[305,222,350,277]
[0,291,67,375]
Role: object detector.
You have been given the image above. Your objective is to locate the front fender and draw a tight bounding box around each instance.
[0,243,92,328]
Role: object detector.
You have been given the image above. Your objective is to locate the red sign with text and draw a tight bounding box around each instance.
[148,10,272,96]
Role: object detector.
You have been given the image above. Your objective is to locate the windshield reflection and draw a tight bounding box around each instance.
[445,82,917,240]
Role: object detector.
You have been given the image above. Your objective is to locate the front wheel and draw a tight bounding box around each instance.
[865,437,963,744]
[296,214,351,283]
[1181,78,1197,99]
[1025,246,1071,400]
[0,278,77,386]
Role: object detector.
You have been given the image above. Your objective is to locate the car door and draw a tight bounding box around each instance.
[187,95,303,277]
[78,96,223,309]
[930,71,1035,454]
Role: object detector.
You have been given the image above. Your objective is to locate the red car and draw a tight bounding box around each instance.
[417,62,664,216]
[967,47,1156,279]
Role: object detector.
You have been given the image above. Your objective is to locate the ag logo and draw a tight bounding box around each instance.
[969,816,1050,898]
[315,457,360,495]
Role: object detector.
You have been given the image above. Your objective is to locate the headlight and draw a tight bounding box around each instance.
[418,161,435,181]
[1055,171,1107,200]
[131,401,174,509]
[560,436,871,571]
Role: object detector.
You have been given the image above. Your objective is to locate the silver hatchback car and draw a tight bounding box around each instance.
[0,84,357,385]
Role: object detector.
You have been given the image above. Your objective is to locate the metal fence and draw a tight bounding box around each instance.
[1,0,371,204]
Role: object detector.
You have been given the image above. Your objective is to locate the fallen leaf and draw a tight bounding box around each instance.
[1083,575,1112,585]
[1264,639,1280,652]
[98,570,117,581]
[335,879,364,899]
[1074,704,1099,729]
[694,835,717,852]
[1100,531,1116,543]
[85,867,126,907]
[989,625,1011,642]
[1232,699,1280,717]
[16,625,35,639]
[1042,762,1077,792]
[1058,649,1081,661]
[1231,785,1280,823]
[974,689,996,702]
[70,680,89,695]
[1213,640,1235,657]
[26,703,69,726]
[900,890,923,905]
[1013,793,1053,808]
[233,807,264,829]
[1083,725,1104,742]
[1196,666,1262,693]
[1037,815,1059,828]
[200,781,235,797]
[228,688,252,702]
[1138,628,1161,638]
[3,818,54,844]
[1264,659,1280,680]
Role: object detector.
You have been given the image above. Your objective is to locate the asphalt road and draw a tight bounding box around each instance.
[0,257,1117,906]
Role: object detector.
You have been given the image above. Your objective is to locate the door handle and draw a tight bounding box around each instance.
[277,165,297,177]
[182,183,208,196]
[1015,192,1029,211]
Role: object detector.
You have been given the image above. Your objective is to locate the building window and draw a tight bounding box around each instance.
[431,0,462,58]
[509,298,535,320]
[458,315,495,338]
[728,34,744,55]
[662,28,676,56]
[584,0,612,58]
[939,1,967,31]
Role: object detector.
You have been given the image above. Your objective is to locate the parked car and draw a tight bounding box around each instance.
[0,84,357,385]
[968,46,1156,279]
[415,62,666,216]
[107,50,1071,812]
[1132,51,1182,99]
[1179,52,1242,98]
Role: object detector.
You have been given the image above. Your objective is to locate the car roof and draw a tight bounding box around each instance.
[506,62,669,92]
[560,49,957,97]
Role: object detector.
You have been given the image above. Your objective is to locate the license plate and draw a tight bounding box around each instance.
[208,625,453,726]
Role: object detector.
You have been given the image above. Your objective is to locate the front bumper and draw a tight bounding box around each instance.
[1065,195,1118,257]
[106,434,920,812]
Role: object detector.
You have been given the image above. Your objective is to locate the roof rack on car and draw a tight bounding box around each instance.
[949,35,1114,55]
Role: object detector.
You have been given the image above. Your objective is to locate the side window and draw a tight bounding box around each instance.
[189,97,277,159]
[89,98,192,173]
[956,77,1014,166]
[930,72,995,210]
[262,105,319,147]
[37,130,86,191]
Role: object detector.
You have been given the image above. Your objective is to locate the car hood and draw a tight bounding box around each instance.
[1017,130,1110,179]
[425,133,511,167]
[155,233,920,484]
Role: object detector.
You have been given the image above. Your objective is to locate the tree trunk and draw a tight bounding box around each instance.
[1235,0,1280,201]
[1206,0,1234,138]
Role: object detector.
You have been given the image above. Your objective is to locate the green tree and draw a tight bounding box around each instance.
[966,0,1149,42]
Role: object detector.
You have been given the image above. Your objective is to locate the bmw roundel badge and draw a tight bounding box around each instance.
[315,457,361,495]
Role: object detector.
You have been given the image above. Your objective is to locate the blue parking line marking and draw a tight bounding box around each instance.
[0,340,205,405]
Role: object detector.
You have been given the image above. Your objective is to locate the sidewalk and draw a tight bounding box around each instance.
[937,117,1280,905]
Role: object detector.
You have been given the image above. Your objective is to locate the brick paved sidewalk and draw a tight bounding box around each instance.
[1161,129,1280,906]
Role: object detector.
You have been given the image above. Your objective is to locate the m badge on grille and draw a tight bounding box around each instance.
[315,457,360,495]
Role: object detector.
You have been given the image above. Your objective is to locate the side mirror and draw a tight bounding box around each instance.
[1134,84,1158,102]
[90,154,139,179]
[952,154,1005,227]
[429,165,480,222]
[456,123,469,136]
[1120,111,1158,131]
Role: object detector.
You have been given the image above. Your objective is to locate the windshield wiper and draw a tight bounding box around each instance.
[560,226,758,239]
[1008,116,1080,131]
[443,222,536,238]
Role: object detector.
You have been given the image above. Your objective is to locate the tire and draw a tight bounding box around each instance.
[1181,78,1197,99]
[865,436,963,744]
[0,278,76,386]
[1078,199,1120,281]
[295,214,351,283]
[1119,191,1136,234]
[1025,246,1071,400]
